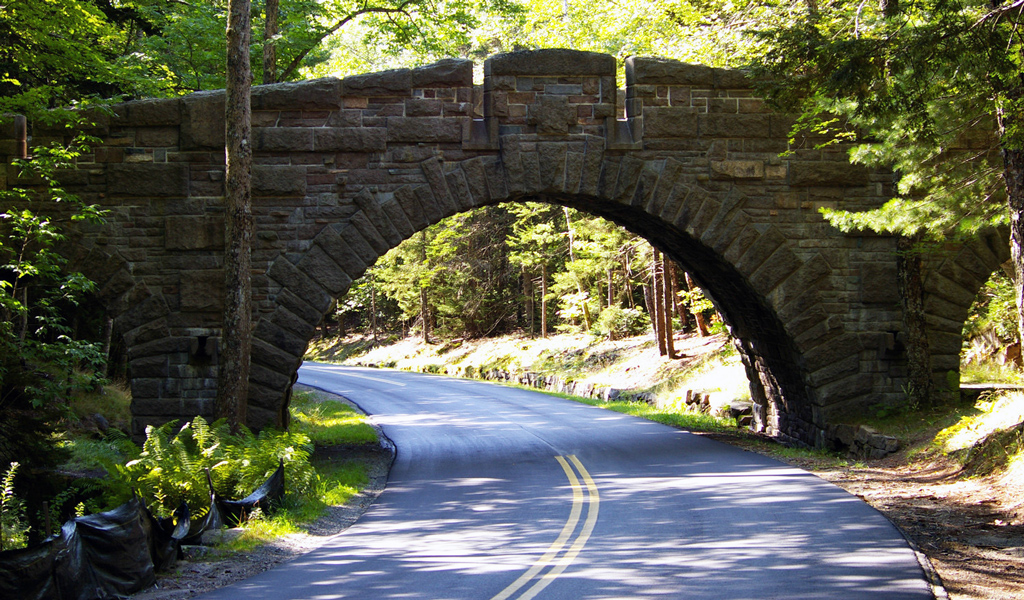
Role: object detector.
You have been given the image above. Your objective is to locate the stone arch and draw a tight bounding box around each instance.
[254,141,850,447]
[921,228,1012,386]
[62,242,182,433]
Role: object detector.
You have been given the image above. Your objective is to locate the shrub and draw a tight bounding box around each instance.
[593,306,649,340]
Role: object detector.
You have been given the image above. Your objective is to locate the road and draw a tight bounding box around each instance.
[197,363,936,600]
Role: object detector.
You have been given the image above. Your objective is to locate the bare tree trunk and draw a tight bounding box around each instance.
[605,268,612,308]
[662,255,676,359]
[371,289,378,340]
[419,230,431,343]
[643,279,659,348]
[540,263,548,338]
[652,251,667,356]
[263,0,278,84]
[523,266,535,335]
[216,0,253,431]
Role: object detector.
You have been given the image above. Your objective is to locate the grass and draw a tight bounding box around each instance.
[289,391,379,446]
[569,394,738,433]
[223,457,370,552]
[960,361,1023,385]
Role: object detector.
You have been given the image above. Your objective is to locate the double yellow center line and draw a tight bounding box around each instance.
[491,455,600,600]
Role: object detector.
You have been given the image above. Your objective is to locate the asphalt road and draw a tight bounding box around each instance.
[197,363,936,600]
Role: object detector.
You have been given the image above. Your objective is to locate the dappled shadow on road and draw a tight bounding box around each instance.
[203,437,932,600]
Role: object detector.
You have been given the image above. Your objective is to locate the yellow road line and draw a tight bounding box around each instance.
[490,455,599,600]
[517,455,599,600]
[490,456,583,600]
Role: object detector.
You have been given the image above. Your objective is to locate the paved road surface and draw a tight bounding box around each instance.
[197,363,935,600]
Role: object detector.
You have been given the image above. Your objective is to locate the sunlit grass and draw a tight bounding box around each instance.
[960,361,1023,385]
[936,392,1024,454]
[289,391,378,446]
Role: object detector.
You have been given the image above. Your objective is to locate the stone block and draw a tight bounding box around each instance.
[180,270,225,312]
[626,57,714,86]
[313,127,386,152]
[251,337,300,371]
[406,98,443,117]
[255,127,314,152]
[342,68,412,96]
[118,98,183,126]
[536,95,573,135]
[385,117,462,143]
[412,58,473,88]
[710,160,764,180]
[539,142,568,192]
[297,244,353,295]
[486,49,615,77]
[860,263,899,304]
[108,163,189,197]
[643,106,699,138]
[267,257,332,313]
[699,113,769,138]
[251,78,343,110]
[789,161,870,187]
[253,165,307,196]
[135,127,179,147]
[165,216,224,250]
[180,91,226,149]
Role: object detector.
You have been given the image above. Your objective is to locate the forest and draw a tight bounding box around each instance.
[2,0,1024,580]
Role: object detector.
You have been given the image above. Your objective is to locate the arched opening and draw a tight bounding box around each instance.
[254,151,838,447]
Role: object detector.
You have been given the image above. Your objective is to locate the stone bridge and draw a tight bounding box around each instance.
[0,49,1007,448]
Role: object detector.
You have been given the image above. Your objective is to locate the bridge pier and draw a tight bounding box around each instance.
[0,49,1007,447]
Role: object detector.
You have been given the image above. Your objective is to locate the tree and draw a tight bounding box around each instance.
[216,0,253,429]
[748,0,1023,402]
[508,203,567,338]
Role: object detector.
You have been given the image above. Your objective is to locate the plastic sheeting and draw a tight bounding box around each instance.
[0,463,285,600]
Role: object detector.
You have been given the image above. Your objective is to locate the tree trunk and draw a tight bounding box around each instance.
[523,266,535,335]
[1005,145,1024,356]
[370,285,378,341]
[419,232,430,344]
[263,0,278,84]
[643,279,659,347]
[607,268,614,308]
[216,0,253,431]
[652,251,667,356]
[685,272,710,337]
[896,234,933,408]
[668,262,688,331]
[540,263,548,338]
[662,256,676,359]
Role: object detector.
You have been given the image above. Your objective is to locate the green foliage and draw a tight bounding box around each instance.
[964,271,1018,344]
[1,462,29,550]
[749,0,1019,241]
[592,306,649,340]
[0,133,108,469]
[116,416,315,517]
[286,391,379,446]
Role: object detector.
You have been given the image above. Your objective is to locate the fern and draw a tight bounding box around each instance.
[116,416,315,517]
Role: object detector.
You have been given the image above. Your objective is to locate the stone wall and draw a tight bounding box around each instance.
[0,49,1008,448]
